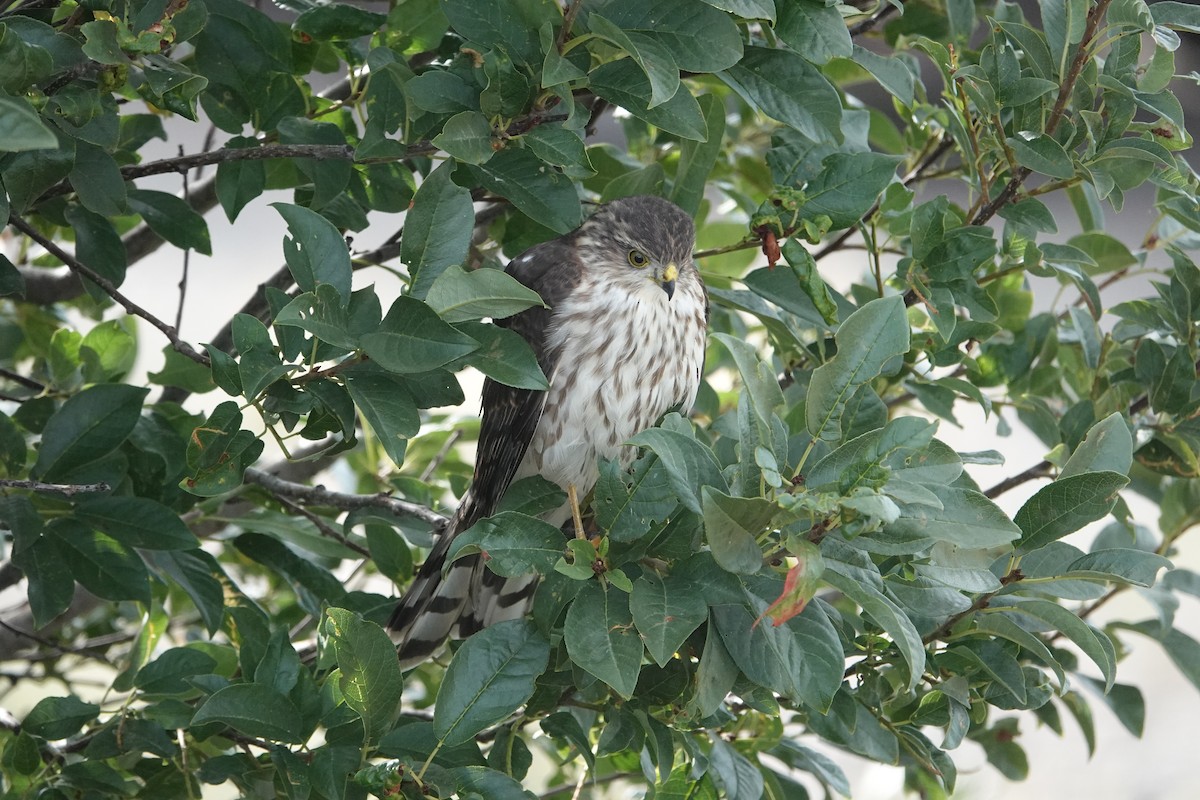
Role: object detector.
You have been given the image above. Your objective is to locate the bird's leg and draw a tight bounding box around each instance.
[567,483,587,540]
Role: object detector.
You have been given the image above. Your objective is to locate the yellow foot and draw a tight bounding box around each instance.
[567,483,586,540]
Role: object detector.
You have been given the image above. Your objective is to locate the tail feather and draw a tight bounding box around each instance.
[387,494,543,668]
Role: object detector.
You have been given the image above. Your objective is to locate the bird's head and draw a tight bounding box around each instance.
[576,196,696,301]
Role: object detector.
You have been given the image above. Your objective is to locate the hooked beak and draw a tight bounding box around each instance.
[660,263,678,300]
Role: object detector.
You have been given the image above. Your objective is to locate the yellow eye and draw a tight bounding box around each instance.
[628,250,649,268]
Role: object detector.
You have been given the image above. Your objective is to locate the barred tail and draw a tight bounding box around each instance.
[387,495,540,669]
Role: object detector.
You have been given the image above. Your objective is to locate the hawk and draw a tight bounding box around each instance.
[388,195,708,667]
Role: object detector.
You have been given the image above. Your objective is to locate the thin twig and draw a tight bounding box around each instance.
[968,0,1113,227]
[0,479,111,496]
[243,467,448,530]
[8,215,210,366]
[0,367,45,392]
[556,0,584,51]
[271,494,371,558]
[175,145,190,333]
[419,430,463,483]
[848,1,902,37]
[983,460,1052,499]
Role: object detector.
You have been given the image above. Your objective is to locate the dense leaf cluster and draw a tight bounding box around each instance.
[1,0,1199,798]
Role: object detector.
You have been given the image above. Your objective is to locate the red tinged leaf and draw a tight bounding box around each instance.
[757,541,824,628]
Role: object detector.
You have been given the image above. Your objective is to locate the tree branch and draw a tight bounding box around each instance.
[983,460,1052,499]
[0,367,45,393]
[968,0,1113,227]
[38,143,418,203]
[849,1,902,37]
[243,467,448,531]
[0,479,111,496]
[8,215,210,366]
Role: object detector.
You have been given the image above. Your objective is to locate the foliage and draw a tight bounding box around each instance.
[1,0,1199,797]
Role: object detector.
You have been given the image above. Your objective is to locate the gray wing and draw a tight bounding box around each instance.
[388,236,582,665]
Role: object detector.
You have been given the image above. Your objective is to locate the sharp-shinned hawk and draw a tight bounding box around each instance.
[388,195,709,667]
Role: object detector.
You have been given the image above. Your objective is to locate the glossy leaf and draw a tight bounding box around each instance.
[435,619,550,746]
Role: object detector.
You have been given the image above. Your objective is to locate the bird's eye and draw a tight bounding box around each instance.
[628,250,649,268]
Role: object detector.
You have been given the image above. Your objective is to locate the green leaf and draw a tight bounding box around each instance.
[215,139,265,221]
[272,202,353,304]
[1159,627,1200,692]
[710,599,842,711]
[449,766,535,800]
[144,549,227,635]
[403,161,475,299]
[588,14,680,108]
[1061,548,1172,587]
[80,320,136,382]
[22,695,100,740]
[31,384,149,481]
[456,321,550,390]
[850,45,917,105]
[596,0,743,72]
[774,0,852,64]
[1152,0,1200,32]
[127,189,212,255]
[50,520,150,605]
[1008,131,1075,179]
[425,264,545,323]
[1014,471,1130,554]
[711,333,785,434]
[564,582,642,698]
[438,0,551,65]
[593,455,678,542]
[433,110,495,165]
[1061,412,1133,478]
[630,572,708,667]
[670,93,724,216]
[74,496,198,550]
[192,683,304,743]
[589,59,708,142]
[466,148,583,234]
[293,4,386,40]
[361,295,479,373]
[521,125,593,179]
[888,485,1021,548]
[134,647,219,695]
[628,423,728,514]
[435,619,550,746]
[701,488,773,574]
[325,607,404,744]
[276,117,350,208]
[183,401,265,497]
[821,566,925,691]
[342,363,419,465]
[273,285,357,349]
[806,296,909,442]
[69,142,127,216]
[994,597,1116,690]
[446,512,566,577]
[65,204,127,295]
[802,153,902,230]
[720,46,842,144]
[708,737,764,800]
[231,314,289,400]
[12,535,75,627]
[0,95,58,151]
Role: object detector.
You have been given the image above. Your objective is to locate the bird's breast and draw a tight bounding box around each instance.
[516,276,707,504]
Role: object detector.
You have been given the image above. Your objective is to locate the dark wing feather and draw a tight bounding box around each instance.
[387,236,582,662]
[467,236,580,517]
